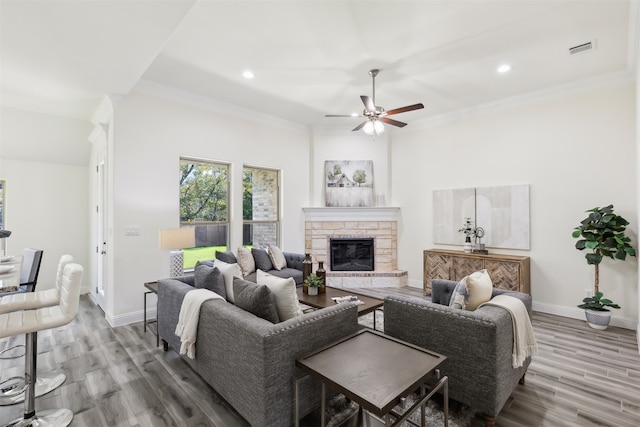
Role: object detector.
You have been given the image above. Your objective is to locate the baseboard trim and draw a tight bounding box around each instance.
[533,301,637,330]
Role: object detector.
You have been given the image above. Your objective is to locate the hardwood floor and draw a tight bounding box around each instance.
[1,290,639,427]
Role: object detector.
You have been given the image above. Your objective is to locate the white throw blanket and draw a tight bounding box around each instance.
[175,288,224,359]
[479,295,537,368]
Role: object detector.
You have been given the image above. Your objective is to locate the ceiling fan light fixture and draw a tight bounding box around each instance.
[363,119,385,136]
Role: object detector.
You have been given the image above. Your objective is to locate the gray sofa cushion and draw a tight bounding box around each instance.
[251,248,274,271]
[215,250,237,264]
[232,277,280,323]
[193,262,226,298]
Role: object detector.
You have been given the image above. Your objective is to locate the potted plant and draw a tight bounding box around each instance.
[572,204,636,329]
[304,274,322,296]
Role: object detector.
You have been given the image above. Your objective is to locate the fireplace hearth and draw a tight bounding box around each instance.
[330,238,374,272]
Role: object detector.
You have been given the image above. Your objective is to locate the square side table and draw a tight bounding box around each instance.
[295,329,448,426]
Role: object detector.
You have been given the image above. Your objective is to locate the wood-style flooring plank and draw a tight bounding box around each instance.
[1,291,639,427]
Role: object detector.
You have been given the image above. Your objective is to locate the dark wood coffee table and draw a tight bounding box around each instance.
[295,329,448,426]
[296,286,383,329]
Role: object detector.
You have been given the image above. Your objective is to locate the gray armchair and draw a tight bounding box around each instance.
[383,279,532,427]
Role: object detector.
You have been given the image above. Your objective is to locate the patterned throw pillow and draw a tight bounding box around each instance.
[236,246,256,276]
[194,262,226,299]
[449,279,467,310]
[232,277,280,324]
[268,245,287,271]
[464,269,493,311]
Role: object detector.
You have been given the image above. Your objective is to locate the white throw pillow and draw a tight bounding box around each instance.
[464,269,493,311]
[267,245,287,271]
[236,246,256,276]
[213,259,243,303]
[257,269,303,321]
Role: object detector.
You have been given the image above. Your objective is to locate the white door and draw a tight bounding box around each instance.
[95,151,107,311]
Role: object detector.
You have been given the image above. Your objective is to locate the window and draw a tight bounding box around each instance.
[179,158,229,268]
[243,166,280,248]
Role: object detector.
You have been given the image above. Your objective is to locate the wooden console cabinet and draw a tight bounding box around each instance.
[423,249,530,295]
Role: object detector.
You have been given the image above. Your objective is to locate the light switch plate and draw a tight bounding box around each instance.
[125,226,140,236]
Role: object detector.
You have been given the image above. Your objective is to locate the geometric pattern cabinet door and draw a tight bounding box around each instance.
[423,249,530,295]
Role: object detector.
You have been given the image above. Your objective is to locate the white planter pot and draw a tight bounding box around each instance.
[308,287,318,296]
[584,309,611,330]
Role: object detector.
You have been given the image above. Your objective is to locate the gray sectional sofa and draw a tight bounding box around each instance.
[157,275,359,427]
[383,279,532,427]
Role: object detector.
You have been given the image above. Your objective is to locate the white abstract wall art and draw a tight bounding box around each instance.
[433,184,530,250]
[325,160,374,207]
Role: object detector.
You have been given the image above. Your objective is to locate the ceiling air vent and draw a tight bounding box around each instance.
[569,41,596,55]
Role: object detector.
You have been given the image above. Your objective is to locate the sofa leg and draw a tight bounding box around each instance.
[162,339,169,352]
[483,415,496,427]
[519,373,526,385]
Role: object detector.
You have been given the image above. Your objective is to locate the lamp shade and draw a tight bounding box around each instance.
[159,228,195,250]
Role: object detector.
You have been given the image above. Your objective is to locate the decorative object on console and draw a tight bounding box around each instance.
[434,184,530,250]
[472,227,488,254]
[325,160,374,207]
[159,228,195,278]
[458,217,475,253]
[304,273,322,296]
[572,204,636,330]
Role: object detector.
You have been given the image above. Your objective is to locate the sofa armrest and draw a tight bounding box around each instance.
[383,295,530,417]
[157,276,195,345]
[283,252,305,271]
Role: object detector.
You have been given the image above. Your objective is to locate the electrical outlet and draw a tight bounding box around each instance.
[585,289,593,297]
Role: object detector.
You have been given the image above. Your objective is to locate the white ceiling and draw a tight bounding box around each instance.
[1,0,637,133]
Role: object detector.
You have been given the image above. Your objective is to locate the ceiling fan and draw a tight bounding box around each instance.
[325,69,424,135]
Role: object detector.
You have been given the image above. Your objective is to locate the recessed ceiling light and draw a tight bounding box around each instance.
[351,112,359,117]
[242,70,255,79]
[497,64,512,74]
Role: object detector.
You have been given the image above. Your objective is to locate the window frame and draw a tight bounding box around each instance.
[242,164,281,248]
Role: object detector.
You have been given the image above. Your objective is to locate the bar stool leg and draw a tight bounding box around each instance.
[2,332,72,427]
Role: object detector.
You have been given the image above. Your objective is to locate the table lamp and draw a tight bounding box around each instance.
[159,228,195,277]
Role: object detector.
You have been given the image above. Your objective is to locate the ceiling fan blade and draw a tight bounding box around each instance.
[385,103,424,116]
[325,114,360,117]
[360,95,375,112]
[380,117,407,128]
[352,121,367,131]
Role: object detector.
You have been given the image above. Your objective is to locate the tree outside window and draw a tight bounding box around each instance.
[179,158,229,268]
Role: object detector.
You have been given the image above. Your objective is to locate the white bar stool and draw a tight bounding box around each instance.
[0,255,74,406]
[0,263,83,427]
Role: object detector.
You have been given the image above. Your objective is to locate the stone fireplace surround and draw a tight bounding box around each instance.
[303,207,408,288]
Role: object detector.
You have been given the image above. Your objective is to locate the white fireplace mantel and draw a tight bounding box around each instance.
[302,207,400,222]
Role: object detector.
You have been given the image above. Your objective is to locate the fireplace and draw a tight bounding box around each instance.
[330,238,375,272]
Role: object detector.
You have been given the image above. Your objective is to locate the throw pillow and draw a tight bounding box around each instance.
[268,245,287,271]
[251,248,274,271]
[213,259,243,303]
[464,269,493,311]
[256,269,303,321]
[232,277,280,324]
[215,250,237,264]
[236,246,256,276]
[448,279,467,310]
[194,262,226,299]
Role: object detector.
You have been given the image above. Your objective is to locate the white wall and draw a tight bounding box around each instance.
[0,159,90,292]
[391,81,637,327]
[309,130,391,206]
[106,89,310,324]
